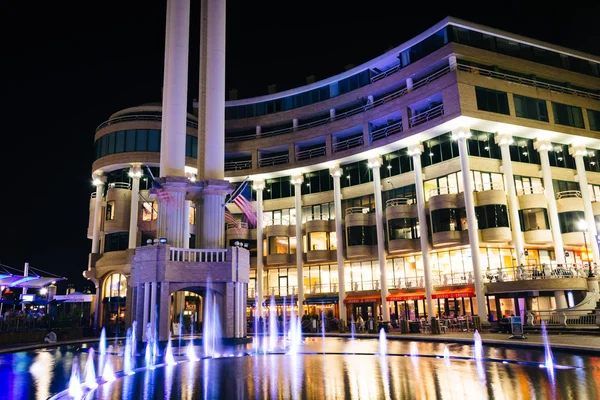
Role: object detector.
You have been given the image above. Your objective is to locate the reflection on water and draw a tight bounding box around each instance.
[1,338,600,399]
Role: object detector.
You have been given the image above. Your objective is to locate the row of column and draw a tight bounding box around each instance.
[249,127,600,323]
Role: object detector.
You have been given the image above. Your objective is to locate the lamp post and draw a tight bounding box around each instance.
[578,220,593,277]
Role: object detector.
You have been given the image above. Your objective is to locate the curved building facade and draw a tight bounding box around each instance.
[87,17,600,330]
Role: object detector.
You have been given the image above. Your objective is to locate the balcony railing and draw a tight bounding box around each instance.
[305,214,331,222]
[96,114,198,132]
[428,186,458,197]
[224,159,252,171]
[345,207,371,215]
[258,154,289,167]
[332,136,364,153]
[226,222,248,229]
[265,218,293,226]
[169,248,227,262]
[527,310,598,327]
[107,182,131,190]
[295,146,326,161]
[408,103,444,128]
[457,63,600,101]
[485,264,590,283]
[517,187,545,196]
[475,182,504,192]
[226,66,452,143]
[385,198,413,208]
[556,190,582,200]
[371,120,403,142]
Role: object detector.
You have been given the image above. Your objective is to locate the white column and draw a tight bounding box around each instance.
[367,95,374,105]
[160,0,190,178]
[143,282,150,341]
[406,77,414,91]
[329,108,336,119]
[150,281,158,336]
[156,183,188,247]
[254,180,265,319]
[554,290,568,309]
[91,173,105,253]
[198,185,229,249]
[330,166,346,322]
[128,165,142,249]
[454,127,487,319]
[408,144,435,322]
[183,200,191,249]
[448,55,457,70]
[292,119,299,130]
[202,0,226,180]
[534,139,566,264]
[292,175,305,315]
[368,157,390,321]
[496,133,525,265]
[256,126,262,135]
[570,144,600,265]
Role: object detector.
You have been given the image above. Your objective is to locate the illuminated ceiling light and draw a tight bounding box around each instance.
[347,176,351,180]
[522,152,528,156]
[387,165,392,169]
[429,152,434,157]
[484,146,489,151]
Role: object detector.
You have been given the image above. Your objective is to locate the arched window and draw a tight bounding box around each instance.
[103,273,127,298]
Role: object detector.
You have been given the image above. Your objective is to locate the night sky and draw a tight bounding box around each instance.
[0,0,598,292]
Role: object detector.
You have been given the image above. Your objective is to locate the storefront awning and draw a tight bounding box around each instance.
[432,287,475,299]
[343,294,381,304]
[386,292,425,301]
[304,296,339,305]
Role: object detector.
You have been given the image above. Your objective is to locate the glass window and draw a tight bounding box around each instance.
[125,130,136,152]
[103,273,127,298]
[588,109,600,132]
[476,205,509,229]
[552,103,584,128]
[308,232,328,251]
[269,236,289,254]
[147,129,160,151]
[519,208,549,231]
[115,131,126,153]
[431,209,460,233]
[142,201,157,221]
[514,95,549,122]
[388,218,419,240]
[106,201,115,220]
[104,232,129,253]
[135,129,147,151]
[558,211,585,233]
[475,87,510,115]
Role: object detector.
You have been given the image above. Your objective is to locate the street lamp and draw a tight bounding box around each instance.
[578,220,593,277]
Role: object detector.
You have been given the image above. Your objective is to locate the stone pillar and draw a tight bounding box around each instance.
[183,200,191,249]
[150,281,158,338]
[160,0,190,178]
[198,181,231,249]
[496,133,525,265]
[448,55,457,70]
[406,77,414,92]
[201,0,226,180]
[156,180,188,248]
[454,127,487,319]
[368,157,390,321]
[329,108,336,119]
[143,282,150,340]
[534,139,566,264]
[554,290,568,309]
[330,166,346,322]
[128,165,142,249]
[292,175,305,315]
[158,282,171,341]
[408,144,435,322]
[91,173,105,254]
[135,283,145,340]
[367,95,374,105]
[254,180,265,318]
[570,144,600,265]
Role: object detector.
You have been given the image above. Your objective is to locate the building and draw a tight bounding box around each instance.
[86,16,600,332]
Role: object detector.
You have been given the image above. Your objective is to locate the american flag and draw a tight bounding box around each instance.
[229,180,256,227]
[224,208,238,225]
[146,166,172,203]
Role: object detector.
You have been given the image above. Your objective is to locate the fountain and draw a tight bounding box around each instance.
[68,356,83,399]
[203,279,222,358]
[282,296,287,350]
[541,321,555,384]
[84,348,98,389]
[98,328,106,377]
[443,345,450,367]
[473,330,486,381]
[165,337,177,366]
[268,295,277,352]
[410,342,418,358]
[378,328,387,356]
[186,339,200,361]
[123,329,134,375]
[101,351,115,383]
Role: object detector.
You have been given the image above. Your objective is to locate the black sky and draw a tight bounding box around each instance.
[0,0,598,291]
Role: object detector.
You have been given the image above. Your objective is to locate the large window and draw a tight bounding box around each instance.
[263,176,294,200]
[514,175,543,195]
[308,232,329,251]
[95,130,199,160]
[588,109,600,132]
[509,137,539,164]
[467,130,501,159]
[423,173,462,201]
[514,95,549,122]
[103,273,127,298]
[552,102,584,128]
[106,201,115,220]
[341,160,373,188]
[519,209,550,231]
[383,185,416,204]
[142,201,157,221]
[475,87,510,115]
[558,211,585,233]
[475,205,510,229]
[269,236,289,254]
[548,144,575,169]
[472,171,504,191]
[553,180,580,194]
[346,226,376,246]
[388,218,419,240]
[383,148,414,177]
[421,132,458,167]
[104,232,129,252]
[302,169,333,195]
[431,209,465,233]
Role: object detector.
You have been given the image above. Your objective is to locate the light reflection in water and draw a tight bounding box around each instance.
[29,351,53,400]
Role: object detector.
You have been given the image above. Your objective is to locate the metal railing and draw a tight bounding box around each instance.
[225,65,453,143]
[475,182,504,191]
[226,222,248,229]
[90,192,97,199]
[371,64,402,83]
[485,264,591,283]
[96,114,198,132]
[391,277,424,289]
[428,186,458,196]
[169,248,227,262]
[408,103,444,128]
[385,198,413,208]
[107,182,131,190]
[258,154,289,167]
[556,190,582,199]
[224,160,252,171]
[517,187,545,196]
[265,218,293,226]
[527,310,598,327]
[457,63,600,101]
[371,120,403,141]
[305,214,331,222]
[296,146,326,161]
[332,136,364,153]
[345,207,372,215]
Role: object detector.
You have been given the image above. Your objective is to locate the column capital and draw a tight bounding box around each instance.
[252,180,265,190]
[367,157,383,168]
[129,164,144,178]
[569,143,588,157]
[291,175,304,185]
[494,132,514,146]
[534,138,552,151]
[407,143,424,156]
[92,172,106,186]
[329,166,343,178]
[451,127,471,140]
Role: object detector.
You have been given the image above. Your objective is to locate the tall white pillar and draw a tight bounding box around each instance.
[156,183,188,247]
[198,183,230,249]
[554,290,568,309]
[159,0,190,178]
[254,180,265,319]
[292,175,305,315]
[329,109,336,119]
[330,166,346,322]
[496,133,525,265]
[534,139,566,264]
[202,0,226,180]
[183,200,191,249]
[570,144,600,265]
[143,282,150,341]
[150,281,158,337]
[454,127,487,319]
[91,173,105,253]
[408,144,435,321]
[128,165,142,249]
[368,157,390,321]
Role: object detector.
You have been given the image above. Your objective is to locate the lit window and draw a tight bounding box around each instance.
[106,201,115,220]
[102,273,127,298]
[142,201,157,221]
[189,206,195,225]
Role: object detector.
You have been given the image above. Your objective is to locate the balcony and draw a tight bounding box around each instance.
[332,135,364,153]
[224,159,252,171]
[517,186,547,210]
[96,114,198,132]
[258,154,289,168]
[408,103,444,128]
[295,145,326,161]
[371,120,403,142]
[484,264,589,294]
[226,222,250,241]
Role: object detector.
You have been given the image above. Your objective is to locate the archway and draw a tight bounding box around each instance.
[167,284,225,338]
[101,272,127,336]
